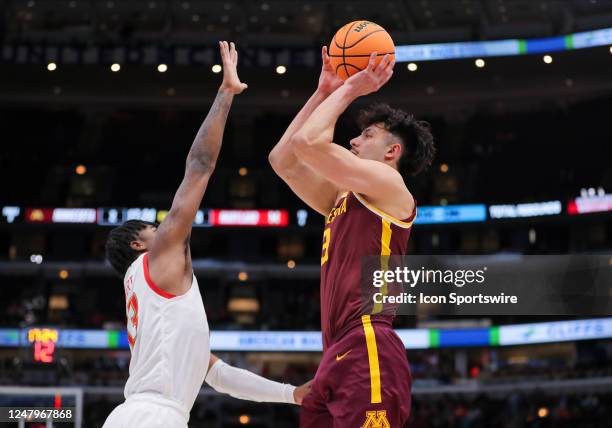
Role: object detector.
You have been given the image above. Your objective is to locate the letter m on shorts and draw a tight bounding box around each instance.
[361,410,390,428]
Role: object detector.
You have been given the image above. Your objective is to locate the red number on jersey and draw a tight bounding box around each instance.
[126,291,139,348]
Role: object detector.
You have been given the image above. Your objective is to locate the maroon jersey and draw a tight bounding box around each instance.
[320,191,416,351]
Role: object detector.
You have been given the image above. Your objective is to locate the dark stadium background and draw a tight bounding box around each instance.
[1,0,612,427]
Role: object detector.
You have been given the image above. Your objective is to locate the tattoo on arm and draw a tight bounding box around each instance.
[187,90,234,172]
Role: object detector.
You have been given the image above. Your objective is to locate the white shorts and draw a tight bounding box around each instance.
[103,394,189,428]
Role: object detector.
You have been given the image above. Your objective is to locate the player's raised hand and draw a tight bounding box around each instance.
[317,46,344,95]
[219,41,248,94]
[344,52,394,97]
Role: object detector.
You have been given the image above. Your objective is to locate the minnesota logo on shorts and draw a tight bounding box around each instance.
[361,410,391,428]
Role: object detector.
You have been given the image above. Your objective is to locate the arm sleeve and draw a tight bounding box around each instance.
[204,359,296,404]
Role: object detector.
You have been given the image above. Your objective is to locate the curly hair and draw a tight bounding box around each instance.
[105,220,158,277]
[357,103,436,177]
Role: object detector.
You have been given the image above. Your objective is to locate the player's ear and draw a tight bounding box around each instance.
[384,142,402,162]
[130,240,146,251]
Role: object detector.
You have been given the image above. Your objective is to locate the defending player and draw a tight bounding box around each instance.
[103,41,309,428]
[269,49,435,427]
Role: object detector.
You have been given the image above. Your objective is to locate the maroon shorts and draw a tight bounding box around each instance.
[301,316,412,427]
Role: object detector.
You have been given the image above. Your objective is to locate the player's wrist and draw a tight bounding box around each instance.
[314,87,332,98]
[218,85,238,95]
[334,83,361,103]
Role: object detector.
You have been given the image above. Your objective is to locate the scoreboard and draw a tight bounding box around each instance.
[27,328,59,363]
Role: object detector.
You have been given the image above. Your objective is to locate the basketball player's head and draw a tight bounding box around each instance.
[352,103,435,178]
[105,220,158,277]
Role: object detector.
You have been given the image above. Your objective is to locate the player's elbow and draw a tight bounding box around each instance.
[268,149,281,170]
[268,149,290,177]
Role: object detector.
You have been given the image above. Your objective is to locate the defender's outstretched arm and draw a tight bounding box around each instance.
[149,41,247,294]
[206,354,311,405]
[268,46,343,216]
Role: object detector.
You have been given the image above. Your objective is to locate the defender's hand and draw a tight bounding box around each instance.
[219,41,248,94]
[293,380,312,405]
[344,53,394,98]
[317,46,344,95]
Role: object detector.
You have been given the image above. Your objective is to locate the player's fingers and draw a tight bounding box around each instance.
[366,52,377,71]
[388,58,396,71]
[322,45,329,63]
[376,54,390,72]
[231,42,238,64]
[225,42,233,64]
[219,41,228,62]
[383,69,393,84]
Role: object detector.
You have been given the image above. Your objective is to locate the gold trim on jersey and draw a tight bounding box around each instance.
[352,192,416,229]
[372,218,392,315]
[362,315,382,404]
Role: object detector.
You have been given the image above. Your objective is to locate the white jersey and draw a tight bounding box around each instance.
[120,252,210,420]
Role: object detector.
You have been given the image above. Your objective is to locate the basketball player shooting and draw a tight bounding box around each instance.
[269,48,435,427]
[103,41,309,428]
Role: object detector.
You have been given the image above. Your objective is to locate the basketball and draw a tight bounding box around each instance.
[329,20,395,80]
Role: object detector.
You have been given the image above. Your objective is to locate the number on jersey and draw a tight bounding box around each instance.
[126,291,139,348]
[321,228,331,265]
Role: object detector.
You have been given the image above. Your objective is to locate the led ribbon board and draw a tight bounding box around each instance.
[395,27,612,62]
[2,318,611,351]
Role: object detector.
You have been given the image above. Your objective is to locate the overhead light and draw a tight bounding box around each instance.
[110,63,121,72]
[47,62,57,71]
[75,164,87,175]
[49,295,69,310]
[529,228,536,244]
[276,65,287,74]
[238,271,248,281]
[212,64,222,73]
[239,414,251,425]
[440,163,449,173]
[59,270,69,280]
[407,62,417,72]
[30,254,43,264]
[228,297,259,312]
[475,58,485,68]
[238,167,248,176]
[609,46,612,54]
[287,260,296,269]
[543,55,553,64]
[157,64,168,73]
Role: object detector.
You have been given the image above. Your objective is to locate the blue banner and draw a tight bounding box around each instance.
[414,204,487,224]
